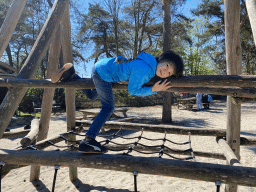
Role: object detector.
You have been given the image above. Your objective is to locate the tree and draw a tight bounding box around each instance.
[191,0,256,75]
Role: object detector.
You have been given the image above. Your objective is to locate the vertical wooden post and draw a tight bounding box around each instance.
[0,0,69,139]
[30,25,62,182]
[224,0,242,191]
[162,0,172,123]
[0,0,27,57]
[60,5,78,181]
[246,0,256,46]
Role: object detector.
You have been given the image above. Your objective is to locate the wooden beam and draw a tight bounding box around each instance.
[0,0,70,139]
[0,61,17,73]
[167,86,256,98]
[60,5,77,181]
[0,74,16,78]
[1,126,83,178]
[217,138,240,166]
[246,0,256,46]
[0,78,256,98]
[77,120,227,137]
[0,0,27,57]
[20,119,40,148]
[225,0,242,191]
[162,0,172,123]
[1,75,256,89]
[30,23,62,182]
[1,149,256,187]
[1,130,30,139]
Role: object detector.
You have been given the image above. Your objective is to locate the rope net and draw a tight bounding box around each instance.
[22,127,195,161]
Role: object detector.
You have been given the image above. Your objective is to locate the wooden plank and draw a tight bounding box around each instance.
[224,0,242,191]
[1,150,256,187]
[0,0,70,139]
[246,0,256,46]
[0,0,27,57]
[60,5,77,182]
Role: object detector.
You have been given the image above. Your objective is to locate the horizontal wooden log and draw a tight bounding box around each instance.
[2,130,30,139]
[0,77,255,98]
[0,75,255,89]
[1,126,83,178]
[169,86,256,98]
[77,120,227,137]
[0,73,16,78]
[217,138,240,165]
[20,119,40,147]
[1,149,256,187]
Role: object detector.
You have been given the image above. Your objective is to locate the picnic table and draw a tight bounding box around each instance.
[80,107,129,120]
[177,97,196,110]
[177,97,210,110]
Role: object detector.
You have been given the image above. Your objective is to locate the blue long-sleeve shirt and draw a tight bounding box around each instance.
[95,52,157,96]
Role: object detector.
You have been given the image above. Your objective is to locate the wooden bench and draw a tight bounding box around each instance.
[80,108,129,120]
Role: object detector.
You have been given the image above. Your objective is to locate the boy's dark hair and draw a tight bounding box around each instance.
[155,50,184,77]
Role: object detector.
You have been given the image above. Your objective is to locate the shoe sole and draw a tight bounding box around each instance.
[51,63,73,83]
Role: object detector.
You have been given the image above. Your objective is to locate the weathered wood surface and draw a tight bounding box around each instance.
[1,126,83,179]
[162,0,172,123]
[1,130,30,139]
[217,138,240,166]
[0,61,17,73]
[1,75,256,89]
[246,0,256,46]
[225,0,242,191]
[30,23,62,182]
[61,5,77,182]
[0,0,70,140]
[0,0,27,57]
[80,108,128,119]
[1,149,256,187]
[20,119,40,147]
[77,120,227,136]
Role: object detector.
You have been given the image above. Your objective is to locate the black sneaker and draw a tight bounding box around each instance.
[51,63,76,83]
[78,139,108,154]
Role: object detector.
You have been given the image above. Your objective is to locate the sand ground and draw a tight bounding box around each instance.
[1,100,256,192]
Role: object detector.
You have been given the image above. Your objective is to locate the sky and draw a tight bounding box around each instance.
[75,0,202,78]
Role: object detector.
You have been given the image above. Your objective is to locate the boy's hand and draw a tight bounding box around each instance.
[152,79,172,92]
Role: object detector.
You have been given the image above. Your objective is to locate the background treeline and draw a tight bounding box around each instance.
[0,0,255,112]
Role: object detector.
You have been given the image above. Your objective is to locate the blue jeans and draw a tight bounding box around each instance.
[75,66,115,139]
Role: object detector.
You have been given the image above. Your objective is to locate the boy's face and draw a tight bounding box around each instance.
[155,62,175,78]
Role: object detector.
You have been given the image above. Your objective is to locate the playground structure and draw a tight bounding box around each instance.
[0,0,256,191]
